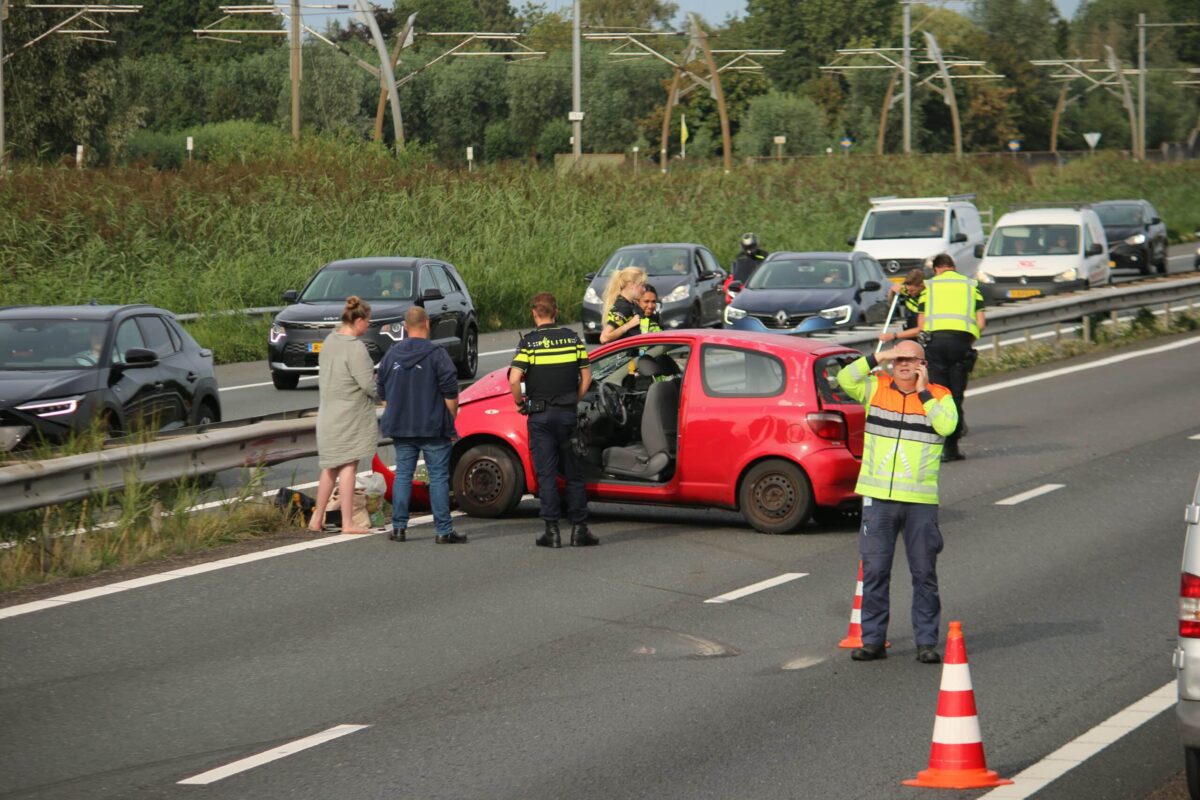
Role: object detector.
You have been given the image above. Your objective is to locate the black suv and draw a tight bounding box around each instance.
[268,257,479,390]
[0,304,222,451]
[1093,199,1168,275]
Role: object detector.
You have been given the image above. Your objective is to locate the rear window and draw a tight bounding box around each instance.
[701,345,785,398]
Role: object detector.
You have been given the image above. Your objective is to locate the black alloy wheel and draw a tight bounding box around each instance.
[452,443,525,517]
[738,459,813,534]
[457,326,479,379]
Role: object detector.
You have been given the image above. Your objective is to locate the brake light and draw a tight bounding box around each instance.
[1181,572,1200,638]
[806,411,847,443]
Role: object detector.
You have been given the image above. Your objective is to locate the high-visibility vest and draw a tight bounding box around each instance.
[921,272,980,338]
[836,355,959,504]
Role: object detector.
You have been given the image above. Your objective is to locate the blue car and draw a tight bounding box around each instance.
[723,251,892,333]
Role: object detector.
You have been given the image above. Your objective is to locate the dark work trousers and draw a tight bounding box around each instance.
[859,498,944,647]
[527,408,588,524]
[925,331,974,449]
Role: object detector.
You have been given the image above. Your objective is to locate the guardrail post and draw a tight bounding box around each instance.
[1054,321,1062,345]
[991,334,999,356]
[1164,301,1171,328]
[1025,328,1033,346]
[1110,310,1119,331]
[1081,315,1091,343]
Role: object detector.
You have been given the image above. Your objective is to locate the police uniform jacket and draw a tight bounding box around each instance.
[511,324,589,406]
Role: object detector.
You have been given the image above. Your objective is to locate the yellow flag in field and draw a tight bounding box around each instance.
[681,115,689,147]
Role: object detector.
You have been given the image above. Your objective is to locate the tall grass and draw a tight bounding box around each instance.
[2,150,1197,344]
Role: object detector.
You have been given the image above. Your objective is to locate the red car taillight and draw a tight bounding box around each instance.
[1181,572,1200,638]
[806,411,847,443]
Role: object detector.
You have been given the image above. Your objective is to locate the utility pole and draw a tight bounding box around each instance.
[571,0,581,161]
[1137,12,1146,161]
[290,0,301,145]
[0,0,7,172]
[902,0,912,154]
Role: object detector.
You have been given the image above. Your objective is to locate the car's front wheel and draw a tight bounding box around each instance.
[456,326,478,379]
[452,443,525,517]
[738,459,813,534]
[272,370,300,390]
[194,399,220,427]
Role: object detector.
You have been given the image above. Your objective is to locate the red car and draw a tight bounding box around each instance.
[449,330,867,534]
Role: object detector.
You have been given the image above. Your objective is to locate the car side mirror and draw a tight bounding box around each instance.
[700,270,719,280]
[282,289,298,304]
[973,244,984,259]
[584,272,596,282]
[862,280,882,292]
[845,235,856,247]
[119,347,158,369]
[1151,217,1161,225]
[728,280,743,293]
[1086,243,1104,256]
[952,232,968,244]
[421,287,444,303]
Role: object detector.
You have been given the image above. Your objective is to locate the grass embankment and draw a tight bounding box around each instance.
[2,152,1198,362]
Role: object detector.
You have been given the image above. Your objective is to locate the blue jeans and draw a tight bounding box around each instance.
[859,498,943,647]
[391,437,453,534]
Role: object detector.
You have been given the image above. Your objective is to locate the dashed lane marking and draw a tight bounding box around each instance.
[995,484,1065,506]
[177,724,370,785]
[704,573,808,604]
[1190,434,1200,440]
[219,375,317,392]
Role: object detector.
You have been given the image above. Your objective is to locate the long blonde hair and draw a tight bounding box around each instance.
[602,267,646,320]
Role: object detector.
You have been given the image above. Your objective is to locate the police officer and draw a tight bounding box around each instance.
[837,340,959,664]
[880,268,926,341]
[508,292,597,549]
[916,253,985,461]
[638,284,663,333]
[730,232,769,285]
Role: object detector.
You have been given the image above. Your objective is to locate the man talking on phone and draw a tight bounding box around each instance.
[836,340,958,664]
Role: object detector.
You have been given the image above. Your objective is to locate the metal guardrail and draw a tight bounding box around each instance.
[3,274,1200,515]
[174,306,282,323]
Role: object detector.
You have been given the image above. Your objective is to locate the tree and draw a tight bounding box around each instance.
[505,52,571,160]
[397,0,517,33]
[734,90,829,157]
[581,0,679,29]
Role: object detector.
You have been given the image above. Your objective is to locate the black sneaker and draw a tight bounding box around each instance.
[916,645,942,664]
[434,532,468,544]
[851,644,887,661]
[388,528,406,542]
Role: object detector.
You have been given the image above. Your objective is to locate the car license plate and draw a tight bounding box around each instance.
[308,342,322,353]
[1007,288,1041,299]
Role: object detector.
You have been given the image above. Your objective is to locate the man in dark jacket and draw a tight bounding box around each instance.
[376,307,464,544]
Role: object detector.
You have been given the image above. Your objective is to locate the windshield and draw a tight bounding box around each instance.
[0,319,110,370]
[1095,204,1142,227]
[599,248,691,278]
[300,267,415,302]
[861,209,945,240]
[986,225,1080,257]
[746,259,854,290]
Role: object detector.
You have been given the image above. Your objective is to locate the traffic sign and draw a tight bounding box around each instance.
[839,136,854,150]
[1007,139,1021,152]
[1083,132,1102,150]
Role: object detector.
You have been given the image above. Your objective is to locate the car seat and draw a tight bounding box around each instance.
[601,378,681,481]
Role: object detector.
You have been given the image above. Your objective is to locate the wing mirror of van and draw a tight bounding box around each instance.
[973,244,984,259]
[951,232,968,244]
[1086,243,1104,257]
[862,281,882,292]
[845,235,856,247]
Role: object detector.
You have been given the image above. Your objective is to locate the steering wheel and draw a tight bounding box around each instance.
[600,382,628,426]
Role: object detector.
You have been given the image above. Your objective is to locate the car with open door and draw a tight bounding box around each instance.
[449,329,867,534]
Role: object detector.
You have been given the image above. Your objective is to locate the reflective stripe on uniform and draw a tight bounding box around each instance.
[922,273,980,337]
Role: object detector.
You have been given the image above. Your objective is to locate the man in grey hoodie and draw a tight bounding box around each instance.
[376,307,464,544]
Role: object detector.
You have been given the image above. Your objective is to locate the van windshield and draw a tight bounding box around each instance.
[861,210,945,240]
[986,225,1079,257]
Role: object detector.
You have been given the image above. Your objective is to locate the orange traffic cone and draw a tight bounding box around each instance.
[838,561,889,649]
[903,621,1012,789]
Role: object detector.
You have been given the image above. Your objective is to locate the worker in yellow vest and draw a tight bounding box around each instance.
[916,254,985,461]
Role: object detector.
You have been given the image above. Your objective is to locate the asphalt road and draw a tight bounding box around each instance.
[2,331,1197,799]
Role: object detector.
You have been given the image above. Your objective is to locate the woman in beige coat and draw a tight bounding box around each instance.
[309,295,380,533]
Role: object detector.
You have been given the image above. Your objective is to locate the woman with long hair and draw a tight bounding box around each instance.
[309,295,380,533]
[599,267,646,344]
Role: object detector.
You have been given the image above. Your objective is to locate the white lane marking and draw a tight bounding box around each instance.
[967,334,1200,398]
[1190,434,1200,440]
[219,375,317,393]
[480,347,515,358]
[704,573,808,604]
[178,724,369,785]
[995,484,1065,506]
[977,681,1174,799]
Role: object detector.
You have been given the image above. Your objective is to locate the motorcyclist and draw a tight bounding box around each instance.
[726,233,769,303]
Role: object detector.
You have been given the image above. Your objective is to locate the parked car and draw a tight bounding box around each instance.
[580,244,727,343]
[1175,470,1200,798]
[848,194,987,280]
[1093,199,1168,275]
[723,252,891,331]
[449,329,867,533]
[973,206,1111,302]
[0,304,221,451]
[268,257,478,390]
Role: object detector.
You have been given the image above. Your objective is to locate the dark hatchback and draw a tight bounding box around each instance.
[1093,199,1168,275]
[0,304,222,451]
[723,252,891,331]
[268,257,479,390]
[579,243,727,343]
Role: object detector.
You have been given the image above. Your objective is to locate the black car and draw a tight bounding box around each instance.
[579,243,726,344]
[0,304,222,451]
[1093,199,1168,275]
[723,252,891,331]
[268,257,479,390]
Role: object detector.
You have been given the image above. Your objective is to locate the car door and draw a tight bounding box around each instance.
[432,264,464,358]
[136,314,192,429]
[697,248,725,325]
[1082,216,1109,286]
[418,264,454,349]
[109,317,172,430]
[856,257,891,323]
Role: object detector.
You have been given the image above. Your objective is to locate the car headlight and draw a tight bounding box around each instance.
[724,306,747,323]
[1124,233,1146,246]
[16,395,85,418]
[583,286,601,305]
[662,284,690,303]
[974,269,994,284]
[819,304,853,325]
[1053,267,1078,282]
[381,322,407,341]
[923,256,934,269]
[269,324,287,344]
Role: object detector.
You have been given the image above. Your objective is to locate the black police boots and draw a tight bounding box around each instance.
[850,644,887,661]
[536,521,562,548]
[570,523,598,547]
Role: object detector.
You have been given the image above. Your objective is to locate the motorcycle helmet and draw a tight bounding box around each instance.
[740,232,758,253]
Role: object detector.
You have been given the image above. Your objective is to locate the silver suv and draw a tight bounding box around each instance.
[1177,470,1200,797]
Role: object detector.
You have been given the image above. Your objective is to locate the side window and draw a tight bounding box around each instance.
[699,249,722,275]
[113,319,146,362]
[434,266,456,296]
[701,345,785,398]
[441,266,463,292]
[692,251,705,278]
[164,318,183,351]
[949,211,961,240]
[419,265,438,296]
[816,354,860,404]
[137,316,175,357]
[1083,223,1094,251]
[1144,203,1158,224]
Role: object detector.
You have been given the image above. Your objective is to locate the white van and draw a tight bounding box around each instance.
[974,206,1111,303]
[849,195,987,282]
